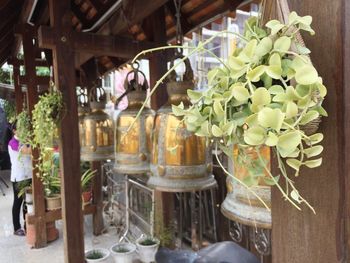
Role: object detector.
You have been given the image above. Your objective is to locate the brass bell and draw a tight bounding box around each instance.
[221,145,271,229]
[80,81,114,161]
[114,63,155,175]
[148,57,217,192]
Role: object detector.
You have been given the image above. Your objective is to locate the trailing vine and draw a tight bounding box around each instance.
[128,12,326,212]
[31,83,63,196]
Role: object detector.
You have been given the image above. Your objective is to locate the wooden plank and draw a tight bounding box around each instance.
[91,161,104,235]
[38,25,159,59]
[48,0,85,262]
[345,0,350,258]
[22,24,47,248]
[26,204,97,225]
[271,0,348,262]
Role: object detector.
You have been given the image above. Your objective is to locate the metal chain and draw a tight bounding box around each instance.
[173,0,183,54]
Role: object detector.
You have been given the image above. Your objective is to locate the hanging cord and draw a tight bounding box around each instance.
[173,0,183,55]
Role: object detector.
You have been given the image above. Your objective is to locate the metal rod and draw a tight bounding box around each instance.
[210,188,218,242]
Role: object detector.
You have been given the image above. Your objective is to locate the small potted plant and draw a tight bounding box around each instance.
[31,83,63,211]
[136,236,160,263]
[81,168,97,205]
[43,158,61,211]
[110,243,136,263]
[85,248,110,262]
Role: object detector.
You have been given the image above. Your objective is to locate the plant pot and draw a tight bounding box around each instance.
[82,191,92,204]
[136,237,160,263]
[85,248,110,262]
[46,221,59,242]
[45,194,61,211]
[110,243,136,263]
[25,188,33,203]
[26,221,59,246]
[221,145,272,229]
[27,203,34,214]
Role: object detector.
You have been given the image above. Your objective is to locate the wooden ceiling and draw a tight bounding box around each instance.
[0,0,256,74]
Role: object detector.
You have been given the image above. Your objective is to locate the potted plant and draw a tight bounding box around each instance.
[85,248,110,262]
[81,168,97,205]
[44,163,61,211]
[129,11,326,213]
[110,243,136,263]
[136,236,160,263]
[31,83,63,211]
[170,12,327,212]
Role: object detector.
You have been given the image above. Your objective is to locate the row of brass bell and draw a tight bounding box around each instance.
[114,60,217,192]
[78,82,114,162]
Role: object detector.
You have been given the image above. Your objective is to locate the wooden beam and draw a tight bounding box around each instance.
[48,0,85,262]
[26,204,97,225]
[22,24,48,248]
[8,58,50,67]
[98,0,169,35]
[19,76,50,86]
[345,0,350,259]
[86,0,103,10]
[166,0,193,34]
[38,26,158,59]
[71,2,91,27]
[271,0,348,262]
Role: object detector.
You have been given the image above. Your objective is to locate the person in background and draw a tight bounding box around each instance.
[8,122,32,236]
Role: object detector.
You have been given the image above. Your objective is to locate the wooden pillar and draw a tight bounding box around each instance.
[48,0,84,262]
[271,1,349,262]
[12,63,23,114]
[22,25,47,248]
[91,161,104,235]
[146,6,175,247]
[148,7,168,110]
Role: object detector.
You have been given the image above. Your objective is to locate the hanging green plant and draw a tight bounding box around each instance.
[171,12,326,212]
[32,85,63,149]
[2,100,16,124]
[126,11,327,213]
[31,83,64,196]
[16,110,32,145]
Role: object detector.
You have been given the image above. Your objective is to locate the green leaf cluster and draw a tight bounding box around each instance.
[31,87,63,196]
[16,110,32,144]
[2,100,16,123]
[171,12,327,211]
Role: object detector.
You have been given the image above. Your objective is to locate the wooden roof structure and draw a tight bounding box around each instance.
[0,0,257,73]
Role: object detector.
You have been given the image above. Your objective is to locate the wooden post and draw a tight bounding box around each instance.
[22,25,47,248]
[91,161,104,235]
[12,63,23,114]
[146,6,176,247]
[148,7,168,109]
[271,1,349,262]
[47,0,84,262]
